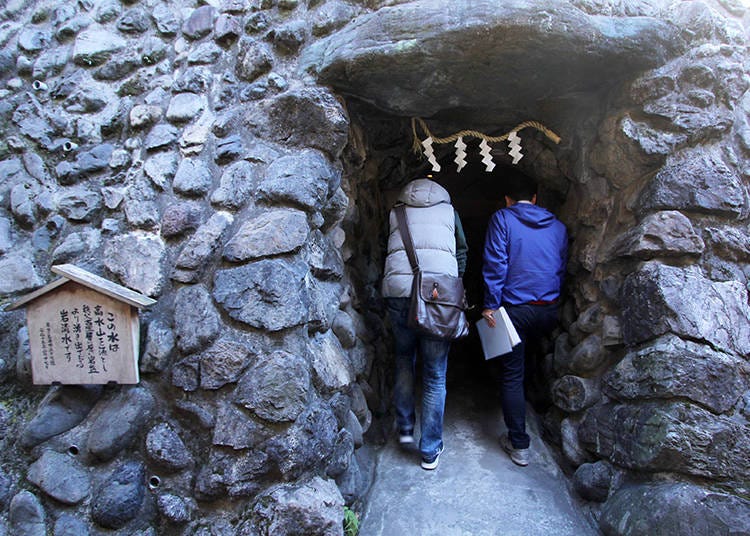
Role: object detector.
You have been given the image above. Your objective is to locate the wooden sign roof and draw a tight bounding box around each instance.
[5,264,156,311]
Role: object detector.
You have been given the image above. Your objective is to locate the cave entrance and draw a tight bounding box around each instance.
[344,104,572,433]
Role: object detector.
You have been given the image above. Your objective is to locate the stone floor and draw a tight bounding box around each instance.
[358,362,600,536]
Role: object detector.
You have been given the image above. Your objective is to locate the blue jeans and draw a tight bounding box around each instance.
[386,297,450,460]
[491,303,559,449]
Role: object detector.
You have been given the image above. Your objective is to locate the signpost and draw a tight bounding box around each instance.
[5,264,156,385]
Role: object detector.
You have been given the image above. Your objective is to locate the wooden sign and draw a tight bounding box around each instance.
[6,264,156,385]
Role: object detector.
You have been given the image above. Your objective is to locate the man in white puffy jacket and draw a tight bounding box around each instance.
[382,178,467,470]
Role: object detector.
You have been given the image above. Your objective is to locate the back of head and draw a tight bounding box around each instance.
[503,171,537,202]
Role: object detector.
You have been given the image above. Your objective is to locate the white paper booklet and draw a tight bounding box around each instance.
[476,307,521,360]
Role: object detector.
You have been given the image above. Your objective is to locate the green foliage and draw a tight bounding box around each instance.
[343,506,359,536]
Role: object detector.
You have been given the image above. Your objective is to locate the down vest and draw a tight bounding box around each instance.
[382,179,458,298]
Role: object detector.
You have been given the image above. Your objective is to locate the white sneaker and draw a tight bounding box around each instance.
[398,430,414,445]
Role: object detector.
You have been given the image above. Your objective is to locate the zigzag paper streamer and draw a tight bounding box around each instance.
[479,139,495,172]
[454,137,467,173]
[508,131,523,164]
[421,136,441,172]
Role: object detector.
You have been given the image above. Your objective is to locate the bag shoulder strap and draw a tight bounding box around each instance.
[395,204,419,272]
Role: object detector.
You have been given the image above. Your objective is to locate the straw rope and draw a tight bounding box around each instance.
[411,117,561,154]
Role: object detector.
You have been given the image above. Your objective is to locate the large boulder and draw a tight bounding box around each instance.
[600,482,750,536]
[104,232,167,297]
[245,88,349,159]
[258,150,341,215]
[638,146,749,218]
[301,0,682,118]
[579,401,750,478]
[249,476,344,536]
[620,262,750,356]
[213,259,311,331]
[603,334,749,413]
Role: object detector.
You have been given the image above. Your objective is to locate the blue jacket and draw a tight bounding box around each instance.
[482,202,568,309]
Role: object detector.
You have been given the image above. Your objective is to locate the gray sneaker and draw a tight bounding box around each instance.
[420,445,444,470]
[501,435,529,467]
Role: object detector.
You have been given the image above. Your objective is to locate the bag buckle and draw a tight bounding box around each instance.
[431,282,439,299]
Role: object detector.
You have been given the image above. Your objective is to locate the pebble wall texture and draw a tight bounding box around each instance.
[0,0,749,534]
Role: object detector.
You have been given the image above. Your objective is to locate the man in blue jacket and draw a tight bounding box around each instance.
[481,174,567,467]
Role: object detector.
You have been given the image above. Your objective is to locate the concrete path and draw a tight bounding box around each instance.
[358,373,599,536]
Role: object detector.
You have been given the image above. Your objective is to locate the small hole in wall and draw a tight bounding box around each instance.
[67,445,79,456]
[148,476,161,490]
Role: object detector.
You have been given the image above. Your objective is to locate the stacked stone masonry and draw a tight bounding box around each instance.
[0,0,749,535]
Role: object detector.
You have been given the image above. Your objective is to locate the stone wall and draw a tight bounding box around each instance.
[1,0,750,534]
[0,0,382,534]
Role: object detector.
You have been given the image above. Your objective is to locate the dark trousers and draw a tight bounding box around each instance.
[489,303,558,449]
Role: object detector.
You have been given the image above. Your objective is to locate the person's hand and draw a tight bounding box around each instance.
[482,309,496,328]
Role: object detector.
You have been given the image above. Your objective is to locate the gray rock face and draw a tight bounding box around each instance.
[72,27,126,66]
[0,255,44,294]
[603,334,749,413]
[199,338,253,390]
[265,399,339,479]
[87,387,155,462]
[704,225,750,262]
[172,211,233,283]
[310,331,354,394]
[246,88,348,158]
[236,37,272,81]
[182,5,215,40]
[573,461,615,503]
[223,209,309,262]
[579,401,750,478]
[251,477,344,536]
[56,187,102,222]
[210,160,263,210]
[173,158,213,197]
[551,375,600,413]
[53,514,89,536]
[173,285,221,353]
[27,450,90,505]
[620,262,750,356]
[259,150,339,213]
[608,211,704,259]
[157,493,193,524]
[144,124,179,151]
[166,93,206,123]
[301,0,682,117]
[195,449,270,500]
[234,350,311,423]
[91,461,145,529]
[600,482,750,536]
[131,105,164,130]
[140,320,175,373]
[638,146,749,218]
[104,232,167,296]
[21,386,103,448]
[212,403,273,450]
[213,259,310,331]
[161,201,203,238]
[152,4,180,35]
[145,423,192,472]
[9,491,45,536]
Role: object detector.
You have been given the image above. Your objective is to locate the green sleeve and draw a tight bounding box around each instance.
[454,210,468,277]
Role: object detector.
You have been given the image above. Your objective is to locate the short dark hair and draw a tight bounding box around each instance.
[504,172,537,201]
